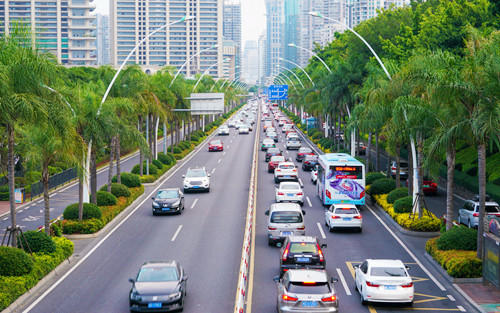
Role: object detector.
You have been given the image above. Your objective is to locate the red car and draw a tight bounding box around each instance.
[268,155,286,173]
[208,140,223,152]
[405,178,438,195]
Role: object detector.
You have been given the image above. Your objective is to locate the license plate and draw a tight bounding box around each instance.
[297,257,310,263]
[343,218,351,221]
[284,175,291,178]
[281,231,292,236]
[287,194,294,197]
[302,301,317,307]
[193,186,200,188]
[385,285,396,290]
[423,185,429,188]
[148,303,162,309]
[162,208,170,211]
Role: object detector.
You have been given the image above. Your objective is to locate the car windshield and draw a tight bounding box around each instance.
[335,208,357,214]
[486,205,500,213]
[186,169,207,178]
[281,183,300,190]
[289,242,318,254]
[370,267,407,277]
[279,164,295,169]
[137,267,179,282]
[156,190,178,199]
[270,211,303,223]
[210,140,221,145]
[287,282,330,294]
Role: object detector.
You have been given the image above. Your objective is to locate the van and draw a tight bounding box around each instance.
[265,203,306,246]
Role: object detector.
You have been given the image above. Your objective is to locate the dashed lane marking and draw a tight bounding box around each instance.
[457,306,465,312]
[170,225,183,241]
[306,196,312,207]
[447,295,456,301]
[211,168,216,174]
[218,158,222,164]
[191,198,198,209]
[223,151,226,156]
[317,222,326,239]
[298,178,303,187]
[336,268,352,296]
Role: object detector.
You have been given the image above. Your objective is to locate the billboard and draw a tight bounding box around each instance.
[188,93,225,115]
[268,85,288,100]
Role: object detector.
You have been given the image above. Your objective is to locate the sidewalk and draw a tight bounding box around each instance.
[457,283,500,313]
[0,200,22,217]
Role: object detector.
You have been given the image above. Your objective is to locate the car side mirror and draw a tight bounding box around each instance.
[406,266,410,270]
[128,278,135,285]
[265,210,270,216]
[273,276,280,283]
[353,265,359,269]
[151,197,155,200]
[302,210,306,215]
[321,244,327,249]
[182,175,185,178]
[331,277,339,283]
[208,174,211,177]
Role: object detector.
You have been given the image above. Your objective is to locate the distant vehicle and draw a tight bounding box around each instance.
[274,269,338,313]
[151,188,184,215]
[389,161,409,180]
[275,181,304,205]
[458,195,500,228]
[268,155,286,173]
[325,204,362,232]
[279,236,327,275]
[129,260,187,312]
[265,202,305,245]
[266,131,278,142]
[182,167,210,192]
[261,138,276,151]
[405,177,438,195]
[266,147,282,162]
[228,120,236,128]
[296,147,314,162]
[355,259,414,306]
[235,122,245,130]
[239,125,250,134]
[317,153,365,206]
[274,161,299,183]
[357,142,367,155]
[218,126,230,136]
[302,155,319,171]
[282,123,293,133]
[208,140,223,152]
[286,136,301,150]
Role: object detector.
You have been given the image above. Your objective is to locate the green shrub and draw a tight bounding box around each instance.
[145,163,158,175]
[307,128,319,136]
[25,171,41,184]
[63,203,102,220]
[61,218,104,234]
[53,162,69,170]
[14,177,28,187]
[170,146,182,154]
[0,246,33,276]
[131,164,141,175]
[157,153,171,165]
[131,162,158,175]
[96,191,117,206]
[368,178,396,196]
[446,256,482,278]
[152,159,163,170]
[393,196,414,213]
[18,230,56,254]
[100,183,131,198]
[204,125,212,132]
[48,166,63,176]
[190,134,199,142]
[0,192,9,201]
[366,172,386,185]
[112,172,141,188]
[0,186,8,193]
[437,227,477,251]
[139,175,156,183]
[312,132,322,140]
[50,223,62,237]
[492,177,500,186]
[387,187,409,204]
[466,166,478,177]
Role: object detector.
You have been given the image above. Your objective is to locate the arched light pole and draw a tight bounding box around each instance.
[277,65,305,89]
[210,65,240,91]
[278,73,298,92]
[279,58,315,87]
[222,72,238,90]
[169,44,219,88]
[288,43,332,74]
[193,58,228,92]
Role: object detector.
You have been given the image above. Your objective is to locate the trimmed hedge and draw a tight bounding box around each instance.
[131,163,159,175]
[437,227,477,251]
[387,187,409,204]
[152,159,163,170]
[0,246,33,276]
[393,196,414,213]
[112,172,141,188]
[157,152,171,165]
[96,191,117,207]
[63,203,102,220]
[426,237,482,278]
[18,230,56,254]
[366,172,386,185]
[99,183,131,198]
[368,178,396,196]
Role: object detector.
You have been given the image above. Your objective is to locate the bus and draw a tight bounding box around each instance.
[316,153,365,206]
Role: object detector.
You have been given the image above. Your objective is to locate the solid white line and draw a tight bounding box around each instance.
[306,196,312,207]
[218,159,222,163]
[447,295,456,301]
[2,218,7,221]
[171,225,183,242]
[211,168,216,174]
[191,198,198,209]
[457,305,466,312]
[298,178,303,187]
[31,204,36,207]
[336,268,352,296]
[317,222,326,239]
[51,192,58,196]
[366,205,446,291]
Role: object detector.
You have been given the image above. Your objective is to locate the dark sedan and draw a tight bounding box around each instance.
[302,154,319,171]
[280,236,327,277]
[265,147,282,162]
[151,188,184,215]
[296,147,314,162]
[129,260,188,312]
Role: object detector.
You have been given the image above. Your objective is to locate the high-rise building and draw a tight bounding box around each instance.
[96,14,110,65]
[242,40,258,84]
[222,40,238,79]
[297,0,325,67]
[223,0,241,79]
[110,0,223,77]
[347,0,408,27]
[0,0,97,66]
[283,0,299,69]
[258,32,266,85]
[264,0,284,81]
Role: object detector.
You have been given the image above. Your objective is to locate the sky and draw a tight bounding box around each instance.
[93,0,266,44]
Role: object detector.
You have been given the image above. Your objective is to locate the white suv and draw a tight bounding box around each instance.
[458,195,500,228]
[274,162,299,183]
[182,167,210,192]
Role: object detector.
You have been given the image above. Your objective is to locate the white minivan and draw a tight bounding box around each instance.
[265,203,306,246]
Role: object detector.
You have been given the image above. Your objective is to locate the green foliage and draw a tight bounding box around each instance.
[14,177,28,187]
[307,128,319,136]
[387,187,409,204]
[53,162,69,170]
[157,153,171,165]
[131,164,141,175]
[0,246,33,276]
[366,172,386,185]
[99,183,131,198]
[61,218,104,234]
[437,227,478,251]
[48,166,62,176]
[96,191,117,207]
[426,238,482,278]
[393,196,414,213]
[368,178,396,195]
[172,146,182,154]
[190,134,199,142]
[24,171,41,184]
[63,203,102,220]
[112,172,142,188]
[50,223,62,237]
[18,230,56,254]
[0,192,9,201]
[152,159,163,170]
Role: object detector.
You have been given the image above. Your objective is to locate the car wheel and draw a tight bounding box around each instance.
[299,201,303,206]
[329,223,334,233]
[268,169,273,173]
[360,289,367,305]
[206,188,210,193]
[407,301,413,307]
[152,211,157,216]
[268,238,274,246]
[275,178,279,183]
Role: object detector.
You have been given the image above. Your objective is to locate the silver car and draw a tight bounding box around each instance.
[266,203,306,246]
[274,269,339,313]
[458,196,500,228]
[286,136,302,150]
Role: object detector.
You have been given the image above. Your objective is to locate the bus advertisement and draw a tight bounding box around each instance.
[317,153,365,206]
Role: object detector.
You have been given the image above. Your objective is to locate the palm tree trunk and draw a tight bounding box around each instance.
[375,132,380,172]
[395,143,401,188]
[139,115,143,176]
[366,132,372,174]
[337,114,341,151]
[170,119,175,153]
[90,144,97,205]
[7,124,17,247]
[188,116,191,140]
[417,133,424,219]
[477,143,487,259]
[408,142,413,196]
[107,136,116,193]
[79,174,83,221]
[42,161,50,235]
[446,147,456,231]
[116,135,121,184]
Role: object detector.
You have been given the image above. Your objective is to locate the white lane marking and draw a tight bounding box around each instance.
[211,168,216,174]
[218,159,222,164]
[286,150,289,154]
[223,151,226,156]
[31,203,37,207]
[298,178,303,187]
[366,205,446,291]
[306,196,312,207]
[171,225,183,241]
[336,268,352,296]
[457,306,466,312]
[191,198,198,209]
[317,222,326,239]
[447,295,456,301]
[2,217,7,221]
[51,192,58,196]
[18,210,23,213]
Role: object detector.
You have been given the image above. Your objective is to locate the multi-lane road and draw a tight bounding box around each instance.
[9,100,478,313]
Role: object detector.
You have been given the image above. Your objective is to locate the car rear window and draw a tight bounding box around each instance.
[270,212,303,223]
[289,243,318,254]
[281,183,299,190]
[271,157,286,162]
[299,148,312,153]
[287,282,330,294]
[211,140,221,145]
[268,148,280,153]
[334,208,357,214]
[279,164,295,169]
[287,137,299,142]
[486,205,500,213]
[370,267,407,277]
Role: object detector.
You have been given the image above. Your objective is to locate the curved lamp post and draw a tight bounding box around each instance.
[277,65,305,89]
[278,73,298,92]
[193,58,229,92]
[279,58,315,87]
[210,66,240,91]
[170,44,219,88]
[288,43,332,74]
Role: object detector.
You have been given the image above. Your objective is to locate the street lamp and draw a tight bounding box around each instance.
[210,66,240,91]
[193,58,229,92]
[221,72,238,90]
[277,65,305,89]
[279,58,315,87]
[278,72,298,92]
[288,43,332,74]
[169,44,219,88]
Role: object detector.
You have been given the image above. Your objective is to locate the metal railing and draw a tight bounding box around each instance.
[30,168,77,200]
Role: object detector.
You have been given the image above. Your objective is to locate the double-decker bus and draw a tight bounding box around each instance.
[317,153,365,206]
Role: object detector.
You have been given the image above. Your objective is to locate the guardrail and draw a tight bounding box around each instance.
[30,168,77,200]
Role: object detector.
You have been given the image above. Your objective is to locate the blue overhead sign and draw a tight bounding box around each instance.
[268,85,288,100]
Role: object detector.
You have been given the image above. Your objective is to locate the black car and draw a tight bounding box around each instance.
[151,188,184,215]
[265,147,282,162]
[296,147,314,162]
[280,236,327,276]
[129,260,188,312]
[302,155,319,171]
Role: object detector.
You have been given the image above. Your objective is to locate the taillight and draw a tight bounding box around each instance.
[473,213,479,217]
[282,243,290,261]
[366,281,380,287]
[268,226,276,230]
[431,183,437,187]
[297,192,303,196]
[282,294,298,302]
[297,226,305,230]
[331,215,341,219]
[401,282,413,288]
[321,295,336,302]
[317,244,324,262]
[391,167,396,170]
[276,169,281,172]
[293,169,297,172]
[278,192,284,195]
[354,215,362,219]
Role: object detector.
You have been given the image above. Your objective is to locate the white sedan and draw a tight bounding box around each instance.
[275,182,303,205]
[355,259,414,306]
[325,204,362,232]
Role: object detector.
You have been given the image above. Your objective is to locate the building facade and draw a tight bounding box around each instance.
[96,14,110,65]
[264,0,284,81]
[242,40,259,84]
[0,0,97,66]
[223,0,241,79]
[348,0,409,27]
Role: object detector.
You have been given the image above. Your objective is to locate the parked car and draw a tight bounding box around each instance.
[182,167,210,192]
[268,155,286,173]
[355,259,414,306]
[218,126,230,135]
[274,269,339,313]
[324,204,362,232]
[296,147,314,162]
[129,260,188,312]
[275,181,304,205]
[274,162,299,183]
[265,203,306,246]
[266,147,282,162]
[208,140,223,152]
[458,195,500,228]
[261,138,276,151]
[279,236,327,275]
[302,154,319,171]
[389,161,409,179]
[151,188,184,215]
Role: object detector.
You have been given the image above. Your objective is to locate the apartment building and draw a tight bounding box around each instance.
[223,0,241,79]
[96,13,110,65]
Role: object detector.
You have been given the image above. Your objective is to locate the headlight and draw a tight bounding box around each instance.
[152,202,160,208]
[172,200,180,207]
[169,292,181,300]
[130,290,141,301]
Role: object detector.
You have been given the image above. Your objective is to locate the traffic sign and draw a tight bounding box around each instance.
[268,85,288,100]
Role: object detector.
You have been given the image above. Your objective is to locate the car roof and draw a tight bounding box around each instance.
[332,204,357,209]
[366,259,405,268]
[278,162,295,166]
[299,147,312,151]
[286,235,318,243]
[279,181,301,187]
[287,269,328,283]
[305,155,318,159]
[270,155,285,160]
[270,202,302,212]
[142,260,179,268]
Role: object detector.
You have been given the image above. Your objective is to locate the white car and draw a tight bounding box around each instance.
[182,167,210,192]
[218,126,230,135]
[274,162,299,183]
[228,120,236,128]
[275,182,304,205]
[355,259,414,306]
[325,204,362,232]
[239,125,250,134]
[282,124,293,133]
[235,122,245,130]
[311,165,318,184]
[286,136,301,150]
